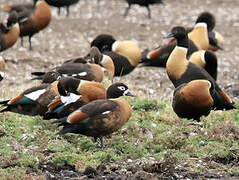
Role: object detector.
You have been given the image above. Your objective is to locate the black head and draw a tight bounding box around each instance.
[196,12,215,31]
[7,11,18,28]
[90,34,116,52]
[107,82,134,99]
[42,71,61,83]
[57,77,81,96]
[165,26,187,41]
[89,46,103,64]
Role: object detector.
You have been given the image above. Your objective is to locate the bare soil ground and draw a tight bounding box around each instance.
[0,0,239,179]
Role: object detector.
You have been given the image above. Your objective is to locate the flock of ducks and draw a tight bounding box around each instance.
[0,0,236,147]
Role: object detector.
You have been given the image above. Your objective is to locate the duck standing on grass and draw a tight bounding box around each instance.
[173,80,214,121]
[165,26,235,116]
[53,82,134,148]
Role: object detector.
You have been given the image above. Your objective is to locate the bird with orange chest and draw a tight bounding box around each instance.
[0,11,20,52]
[173,80,214,121]
[43,77,108,120]
[53,82,134,148]
[165,26,235,111]
[17,0,51,50]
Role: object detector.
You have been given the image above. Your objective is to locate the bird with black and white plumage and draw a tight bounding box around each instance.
[53,82,134,148]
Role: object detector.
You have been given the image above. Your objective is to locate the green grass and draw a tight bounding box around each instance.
[0,97,239,178]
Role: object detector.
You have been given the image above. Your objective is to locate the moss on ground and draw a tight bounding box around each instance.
[0,97,239,177]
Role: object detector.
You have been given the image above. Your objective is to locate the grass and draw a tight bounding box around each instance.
[0,97,239,178]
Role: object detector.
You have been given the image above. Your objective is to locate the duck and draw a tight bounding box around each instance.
[0,11,20,52]
[43,77,107,119]
[0,81,60,116]
[187,12,214,50]
[172,80,214,121]
[44,0,80,16]
[187,11,224,51]
[0,56,6,81]
[31,47,115,83]
[124,0,164,19]
[17,0,51,50]
[140,11,218,68]
[91,34,142,76]
[53,82,134,148]
[1,0,37,13]
[165,26,235,110]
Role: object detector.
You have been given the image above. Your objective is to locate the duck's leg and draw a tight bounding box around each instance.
[20,37,24,47]
[66,6,70,17]
[124,4,131,18]
[58,7,61,16]
[146,6,151,19]
[28,36,32,51]
[99,136,104,149]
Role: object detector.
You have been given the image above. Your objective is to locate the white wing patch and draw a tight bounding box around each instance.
[78,72,87,76]
[102,111,111,115]
[112,41,120,51]
[25,89,46,101]
[19,17,28,23]
[71,72,87,77]
[60,93,82,106]
[0,72,4,78]
[62,74,68,77]
[201,50,206,63]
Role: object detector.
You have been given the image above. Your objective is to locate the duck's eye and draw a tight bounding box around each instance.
[118,86,126,91]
